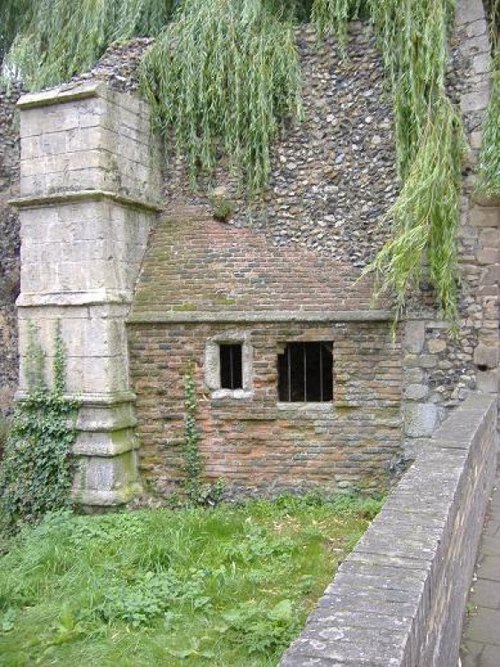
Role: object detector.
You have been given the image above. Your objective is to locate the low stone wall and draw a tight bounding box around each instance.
[280,392,497,667]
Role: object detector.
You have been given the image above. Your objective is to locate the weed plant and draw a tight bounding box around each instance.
[0,493,382,665]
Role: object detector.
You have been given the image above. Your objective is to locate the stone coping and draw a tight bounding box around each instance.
[17,81,108,109]
[127,309,393,324]
[10,189,163,213]
[17,290,134,308]
[279,393,497,667]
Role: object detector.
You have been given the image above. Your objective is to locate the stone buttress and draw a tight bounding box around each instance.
[11,83,161,506]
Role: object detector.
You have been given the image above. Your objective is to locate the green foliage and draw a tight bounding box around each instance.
[0,0,34,64]
[209,190,234,221]
[140,0,303,196]
[0,324,79,535]
[477,51,500,198]
[3,0,488,319]
[311,0,366,49]
[3,0,176,90]
[368,0,457,179]
[367,98,464,320]
[0,494,379,664]
[314,0,463,319]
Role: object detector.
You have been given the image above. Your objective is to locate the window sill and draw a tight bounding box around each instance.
[277,402,334,414]
[211,389,254,400]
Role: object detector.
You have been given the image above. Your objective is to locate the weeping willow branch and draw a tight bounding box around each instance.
[476,52,499,199]
[0,0,34,65]
[140,0,302,196]
[3,0,176,90]
[311,0,366,51]
[366,100,464,321]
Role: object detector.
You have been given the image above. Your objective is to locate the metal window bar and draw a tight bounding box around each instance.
[319,343,323,401]
[303,343,307,401]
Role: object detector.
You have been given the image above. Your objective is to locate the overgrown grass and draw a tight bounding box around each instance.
[0,494,382,666]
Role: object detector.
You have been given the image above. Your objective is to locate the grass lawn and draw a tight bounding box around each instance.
[0,494,381,666]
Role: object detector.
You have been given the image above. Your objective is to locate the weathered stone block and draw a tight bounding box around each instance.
[404,403,439,437]
[460,87,491,113]
[476,247,499,265]
[469,206,500,227]
[404,320,425,353]
[427,338,447,354]
[405,384,430,401]
[473,344,499,369]
[476,368,500,394]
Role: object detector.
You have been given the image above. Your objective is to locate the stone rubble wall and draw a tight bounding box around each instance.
[280,392,498,667]
[401,0,499,460]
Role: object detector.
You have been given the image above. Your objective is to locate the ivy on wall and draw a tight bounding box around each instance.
[0,324,79,535]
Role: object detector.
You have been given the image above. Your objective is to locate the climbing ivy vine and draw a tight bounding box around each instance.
[0,324,79,535]
[182,363,225,507]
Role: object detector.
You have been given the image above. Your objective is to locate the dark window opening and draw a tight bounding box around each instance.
[278,342,333,402]
[220,344,243,389]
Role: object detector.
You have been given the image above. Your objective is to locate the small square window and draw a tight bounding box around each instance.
[220,343,243,390]
[205,333,252,398]
[278,342,333,402]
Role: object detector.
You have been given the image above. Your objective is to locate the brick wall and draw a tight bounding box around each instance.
[128,320,402,496]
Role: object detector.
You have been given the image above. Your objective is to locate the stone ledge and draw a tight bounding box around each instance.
[9,189,163,213]
[127,310,393,324]
[17,82,106,109]
[17,290,134,307]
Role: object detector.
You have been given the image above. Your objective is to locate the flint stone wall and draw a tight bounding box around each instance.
[280,392,497,667]
[0,85,21,417]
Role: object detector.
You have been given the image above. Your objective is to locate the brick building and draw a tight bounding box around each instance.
[128,214,402,496]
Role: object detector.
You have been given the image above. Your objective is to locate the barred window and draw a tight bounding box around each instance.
[278,342,333,402]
